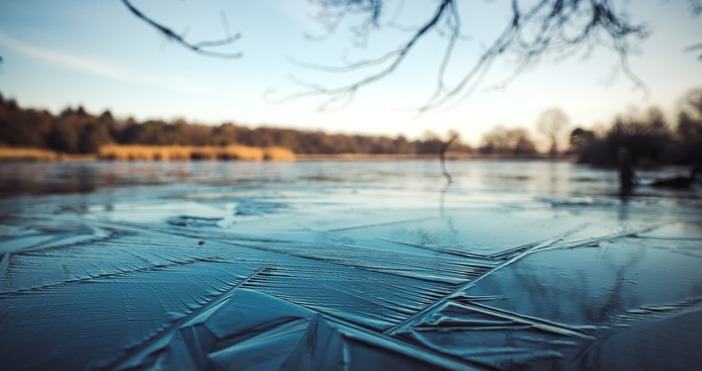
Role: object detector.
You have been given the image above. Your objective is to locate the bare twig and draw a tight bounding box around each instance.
[684,42,702,60]
[689,0,702,15]
[280,0,650,111]
[272,0,455,111]
[121,0,242,59]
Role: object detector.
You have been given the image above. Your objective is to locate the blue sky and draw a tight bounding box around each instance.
[0,1,700,147]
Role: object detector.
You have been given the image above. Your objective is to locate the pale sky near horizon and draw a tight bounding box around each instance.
[0,0,700,148]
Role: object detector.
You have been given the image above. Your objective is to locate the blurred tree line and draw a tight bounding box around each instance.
[569,88,702,167]
[476,126,538,156]
[0,93,472,155]
[476,108,570,157]
[4,87,700,163]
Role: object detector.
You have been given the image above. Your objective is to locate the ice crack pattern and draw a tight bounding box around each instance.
[1,161,701,369]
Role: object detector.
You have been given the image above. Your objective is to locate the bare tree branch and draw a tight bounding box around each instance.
[277,0,651,111]
[689,0,702,15]
[121,0,242,59]
[685,42,702,60]
[272,0,455,111]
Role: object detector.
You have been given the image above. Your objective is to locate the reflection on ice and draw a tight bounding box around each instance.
[216,203,236,229]
[0,160,700,369]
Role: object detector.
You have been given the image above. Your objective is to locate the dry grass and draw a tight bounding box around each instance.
[98,145,295,161]
[0,147,59,161]
[262,146,297,161]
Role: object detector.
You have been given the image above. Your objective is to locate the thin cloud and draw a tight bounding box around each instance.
[0,32,209,96]
[0,32,124,79]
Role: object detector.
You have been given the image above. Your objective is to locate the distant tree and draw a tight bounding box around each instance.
[212,123,239,146]
[122,120,169,145]
[393,136,414,154]
[479,126,508,154]
[575,106,673,166]
[0,97,23,146]
[0,96,53,148]
[416,131,445,154]
[329,134,361,153]
[677,88,702,141]
[510,129,539,155]
[48,107,98,153]
[97,110,123,141]
[479,125,537,155]
[535,108,570,156]
[275,129,305,152]
[439,130,472,154]
[674,88,702,163]
[234,127,254,147]
[607,107,672,165]
[98,110,113,123]
[186,124,214,146]
[49,120,81,153]
[569,127,595,153]
[23,109,53,148]
[79,122,111,154]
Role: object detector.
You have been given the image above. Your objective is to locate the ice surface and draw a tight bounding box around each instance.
[1,160,701,370]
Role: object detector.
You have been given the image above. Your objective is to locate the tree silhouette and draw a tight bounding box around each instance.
[677,88,702,140]
[0,96,475,156]
[535,108,570,156]
[569,127,595,152]
[479,125,537,155]
[573,106,677,166]
[675,88,702,163]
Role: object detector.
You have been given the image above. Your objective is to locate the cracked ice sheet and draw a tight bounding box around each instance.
[1,160,702,370]
[203,289,477,370]
[0,261,260,370]
[88,194,632,259]
[0,217,477,369]
[405,226,702,368]
[0,238,243,295]
[461,236,702,326]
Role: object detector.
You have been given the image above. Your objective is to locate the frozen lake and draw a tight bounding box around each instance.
[1,160,701,369]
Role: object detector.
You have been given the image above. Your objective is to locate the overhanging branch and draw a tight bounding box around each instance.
[276,0,650,112]
[121,0,242,59]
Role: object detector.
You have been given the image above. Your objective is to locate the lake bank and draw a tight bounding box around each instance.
[1,146,577,162]
[0,145,296,162]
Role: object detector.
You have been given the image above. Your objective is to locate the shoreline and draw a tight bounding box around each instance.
[0,147,577,163]
[295,153,576,161]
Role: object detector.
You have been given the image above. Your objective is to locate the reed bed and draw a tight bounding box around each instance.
[98,145,295,161]
[0,147,59,161]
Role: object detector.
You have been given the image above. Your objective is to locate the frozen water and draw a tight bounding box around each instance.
[0,160,701,370]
